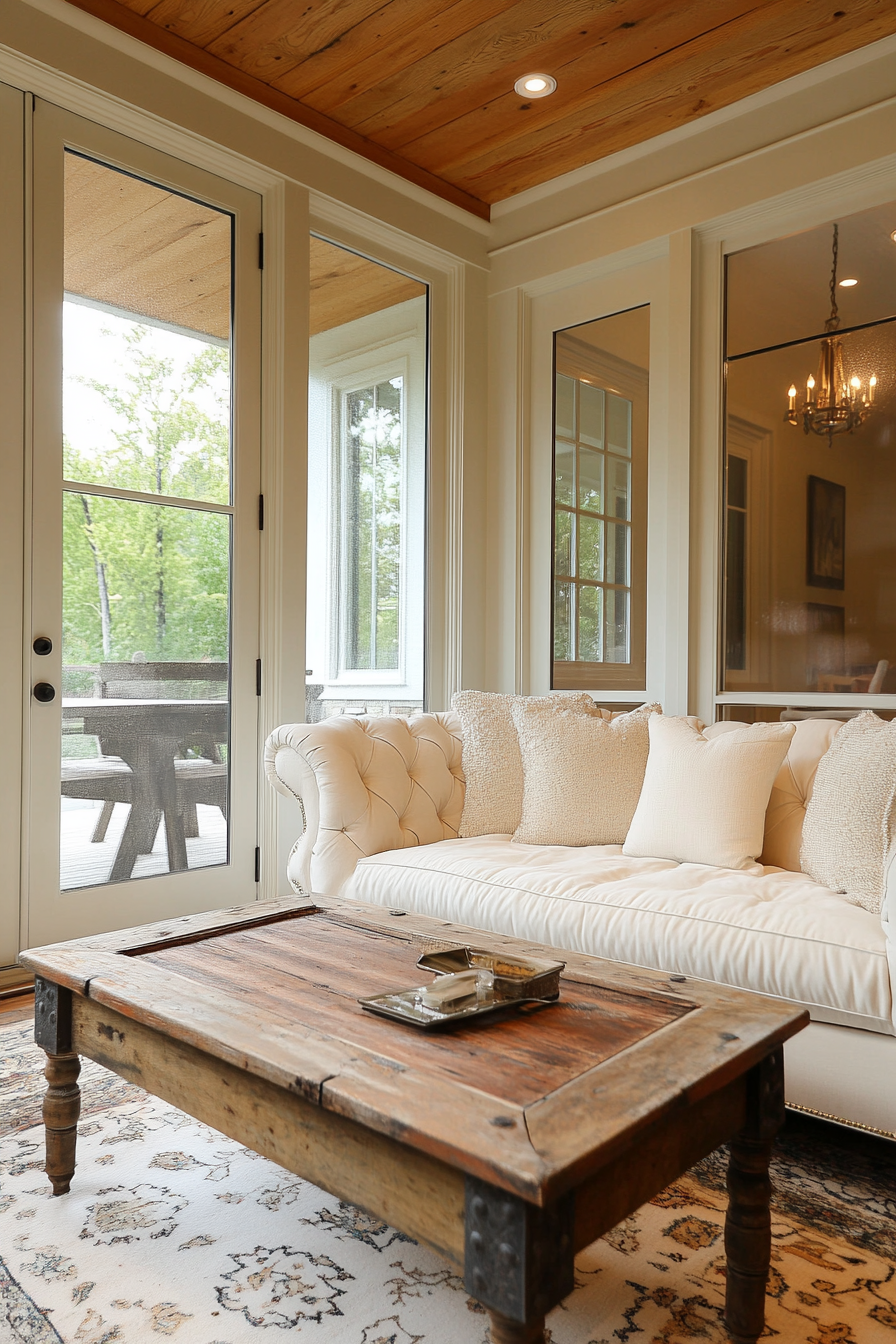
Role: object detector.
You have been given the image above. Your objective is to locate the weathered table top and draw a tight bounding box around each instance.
[21,894,808,1207]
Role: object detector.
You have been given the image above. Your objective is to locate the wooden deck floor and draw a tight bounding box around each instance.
[60,799,227,890]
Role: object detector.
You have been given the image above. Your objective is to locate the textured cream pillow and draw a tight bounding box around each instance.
[511,702,659,846]
[623,716,795,868]
[801,712,896,913]
[453,691,600,837]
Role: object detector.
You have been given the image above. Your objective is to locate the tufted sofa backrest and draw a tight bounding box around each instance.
[706,718,843,870]
[266,710,845,895]
[265,712,464,896]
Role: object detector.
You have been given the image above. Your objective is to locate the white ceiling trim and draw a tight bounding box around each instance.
[310,192,488,276]
[695,151,896,253]
[488,86,896,260]
[517,236,668,301]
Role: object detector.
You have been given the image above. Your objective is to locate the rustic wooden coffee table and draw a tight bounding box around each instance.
[21,896,808,1344]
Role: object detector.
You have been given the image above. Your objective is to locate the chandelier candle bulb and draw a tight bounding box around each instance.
[783,224,876,443]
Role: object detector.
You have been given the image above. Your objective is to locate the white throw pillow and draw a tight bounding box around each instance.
[801,711,896,913]
[623,716,795,869]
[511,702,660,846]
[453,691,600,837]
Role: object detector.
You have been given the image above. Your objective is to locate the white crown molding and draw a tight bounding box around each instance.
[489,84,896,261]
[309,192,487,276]
[693,151,896,251]
[7,0,490,235]
[0,38,280,194]
[491,31,896,222]
[513,236,668,301]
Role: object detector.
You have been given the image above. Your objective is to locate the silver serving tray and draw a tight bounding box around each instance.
[358,944,565,1031]
[358,985,557,1031]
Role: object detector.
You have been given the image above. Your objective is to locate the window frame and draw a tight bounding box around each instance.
[307,295,427,709]
[334,358,410,684]
[551,333,648,691]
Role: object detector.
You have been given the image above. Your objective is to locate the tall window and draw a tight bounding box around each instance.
[552,306,649,691]
[306,237,427,720]
[342,377,403,673]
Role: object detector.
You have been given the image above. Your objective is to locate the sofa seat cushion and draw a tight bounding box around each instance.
[342,836,893,1034]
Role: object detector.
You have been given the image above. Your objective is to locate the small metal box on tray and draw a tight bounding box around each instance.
[358,944,566,1030]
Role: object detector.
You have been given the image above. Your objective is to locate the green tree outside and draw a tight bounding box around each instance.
[62,324,231,668]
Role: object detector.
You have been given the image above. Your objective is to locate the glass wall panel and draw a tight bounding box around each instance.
[61,152,232,890]
[723,206,896,697]
[552,305,649,690]
[306,237,427,720]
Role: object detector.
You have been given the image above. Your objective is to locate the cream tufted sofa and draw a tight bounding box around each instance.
[264,712,896,1138]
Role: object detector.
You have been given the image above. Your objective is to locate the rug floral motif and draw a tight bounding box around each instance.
[1,1022,894,1343]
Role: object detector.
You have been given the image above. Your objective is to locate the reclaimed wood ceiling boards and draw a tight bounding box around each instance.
[64,155,419,339]
[64,152,232,339]
[63,1,896,218]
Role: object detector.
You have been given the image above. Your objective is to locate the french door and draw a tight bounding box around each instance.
[25,102,262,947]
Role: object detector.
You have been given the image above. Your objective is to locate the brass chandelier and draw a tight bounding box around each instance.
[784,223,876,444]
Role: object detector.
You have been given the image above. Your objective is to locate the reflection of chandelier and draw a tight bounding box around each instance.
[784,223,876,444]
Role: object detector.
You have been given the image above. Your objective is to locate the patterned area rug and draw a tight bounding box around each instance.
[1,1020,894,1343]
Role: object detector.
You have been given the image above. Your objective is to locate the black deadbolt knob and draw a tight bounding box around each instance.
[33,636,53,656]
[33,682,56,703]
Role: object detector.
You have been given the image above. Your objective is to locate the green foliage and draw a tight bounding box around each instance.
[345,379,401,672]
[63,324,231,664]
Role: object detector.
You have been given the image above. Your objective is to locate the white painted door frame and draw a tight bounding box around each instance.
[25,100,263,947]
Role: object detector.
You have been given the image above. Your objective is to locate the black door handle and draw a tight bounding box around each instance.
[33,682,56,703]
[33,636,53,655]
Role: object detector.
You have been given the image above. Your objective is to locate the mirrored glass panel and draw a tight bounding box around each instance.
[726,199,896,358]
[61,152,232,890]
[552,305,649,690]
[723,206,896,697]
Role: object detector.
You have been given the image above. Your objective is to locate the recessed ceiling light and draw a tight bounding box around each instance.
[839,277,858,287]
[891,229,896,243]
[514,73,557,98]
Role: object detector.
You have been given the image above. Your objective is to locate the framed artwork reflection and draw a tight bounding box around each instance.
[807,475,845,590]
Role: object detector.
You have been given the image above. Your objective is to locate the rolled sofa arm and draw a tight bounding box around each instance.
[264,712,465,897]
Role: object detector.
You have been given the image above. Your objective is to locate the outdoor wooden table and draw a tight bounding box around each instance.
[62,698,228,879]
[20,896,809,1344]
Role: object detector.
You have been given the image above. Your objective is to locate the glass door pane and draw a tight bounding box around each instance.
[27,101,260,948]
[60,153,234,890]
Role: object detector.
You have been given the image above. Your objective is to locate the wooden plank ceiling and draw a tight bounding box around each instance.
[65,156,420,339]
[310,238,425,334]
[65,0,896,218]
[65,152,231,339]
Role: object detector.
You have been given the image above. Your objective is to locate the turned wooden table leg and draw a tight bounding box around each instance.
[724,1048,785,1344]
[43,1052,81,1195]
[486,1309,546,1343]
[33,976,81,1195]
